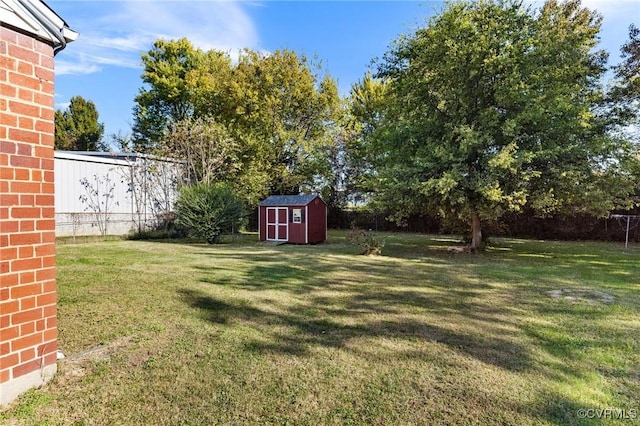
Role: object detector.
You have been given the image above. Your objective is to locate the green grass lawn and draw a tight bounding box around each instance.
[2,231,639,425]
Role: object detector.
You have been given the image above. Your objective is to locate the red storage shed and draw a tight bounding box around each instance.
[259,195,327,244]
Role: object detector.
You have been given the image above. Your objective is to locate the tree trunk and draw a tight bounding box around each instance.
[470,212,482,250]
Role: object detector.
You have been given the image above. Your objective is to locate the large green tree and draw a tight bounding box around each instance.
[133,39,341,204]
[346,73,391,205]
[229,49,341,196]
[372,0,631,249]
[55,96,105,151]
[132,39,233,150]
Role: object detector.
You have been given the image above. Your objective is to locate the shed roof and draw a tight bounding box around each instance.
[259,194,323,207]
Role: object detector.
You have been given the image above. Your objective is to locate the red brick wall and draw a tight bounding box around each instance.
[0,26,57,399]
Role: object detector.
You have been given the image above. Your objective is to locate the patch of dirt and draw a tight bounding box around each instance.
[59,336,134,378]
[547,288,615,304]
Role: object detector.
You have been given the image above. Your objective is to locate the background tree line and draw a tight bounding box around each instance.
[56,0,640,246]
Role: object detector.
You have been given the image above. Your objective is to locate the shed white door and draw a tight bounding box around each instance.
[266,207,288,241]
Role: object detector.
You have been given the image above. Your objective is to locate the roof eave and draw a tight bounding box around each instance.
[61,25,78,43]
[1,0,78,47]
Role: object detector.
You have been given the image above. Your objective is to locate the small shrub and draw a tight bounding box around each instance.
[347,229,385,255]
[174,182,244,244]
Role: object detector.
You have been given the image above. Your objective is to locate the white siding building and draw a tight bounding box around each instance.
[55,151,181,237]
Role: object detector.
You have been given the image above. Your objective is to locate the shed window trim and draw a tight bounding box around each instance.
[292,208,303,223]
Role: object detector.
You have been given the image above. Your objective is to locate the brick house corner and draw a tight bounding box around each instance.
[1,0,77,406]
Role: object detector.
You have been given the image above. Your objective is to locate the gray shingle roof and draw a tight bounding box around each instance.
[259,194,322,206]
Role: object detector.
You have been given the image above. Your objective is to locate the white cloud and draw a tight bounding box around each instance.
[87,35,152,52]
[55,59,101,75]
[55,0,259,75]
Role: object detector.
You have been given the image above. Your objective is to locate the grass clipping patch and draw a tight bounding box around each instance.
[547,288,615,304]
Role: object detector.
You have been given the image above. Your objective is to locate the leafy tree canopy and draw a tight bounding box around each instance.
[55,96,105,151]
[371,0,634,248]
[346,73,391,206]
[133,39,341,204]
[613,25,640,106]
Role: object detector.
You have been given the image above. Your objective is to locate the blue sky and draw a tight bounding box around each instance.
[48,0,639,143]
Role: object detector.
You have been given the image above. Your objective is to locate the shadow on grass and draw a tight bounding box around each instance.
[182,234,638,385]
[177,282,532,372]
[177,289,263,324]
[512,392,591,425]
